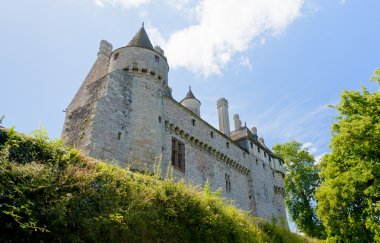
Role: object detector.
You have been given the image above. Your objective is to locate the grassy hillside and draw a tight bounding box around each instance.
[0,128,317,242]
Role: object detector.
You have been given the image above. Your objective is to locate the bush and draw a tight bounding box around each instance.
[0,128,314,242]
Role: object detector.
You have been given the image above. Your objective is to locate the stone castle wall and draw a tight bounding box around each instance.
[162,97,286,220]
[62,35,287,224]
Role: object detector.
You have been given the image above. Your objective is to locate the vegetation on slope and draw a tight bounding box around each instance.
[273,141,325,239]
[316,70,380,242]
[0,128,314,242]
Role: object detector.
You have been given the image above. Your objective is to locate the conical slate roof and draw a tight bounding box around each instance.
[127,24,154,50]
[184,87,196,100]
[181,86,201,103]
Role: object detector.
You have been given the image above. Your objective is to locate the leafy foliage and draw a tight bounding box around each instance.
[273,141,325,239]
[0,128,312,242]
[316,70,380,242]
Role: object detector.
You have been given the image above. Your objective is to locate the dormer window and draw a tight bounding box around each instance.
[114,52,119,60]
[155,55,160,63]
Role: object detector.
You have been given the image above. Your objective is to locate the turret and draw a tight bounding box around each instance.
[108,24,169,82]
[217,98,231,137]
[180,86,201,116]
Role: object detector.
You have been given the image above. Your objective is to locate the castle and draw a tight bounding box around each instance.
[62,25,287,223]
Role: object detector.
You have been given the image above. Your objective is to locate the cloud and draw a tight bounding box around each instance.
[159,0,304,76]
[248,96,335,152]
[340,0,346,4]
[301,142,317,153]
[94,0,149,8]
[315,153,327,165]
[93,0,304,76]
[239,56,252,70]
[166,0,194,11]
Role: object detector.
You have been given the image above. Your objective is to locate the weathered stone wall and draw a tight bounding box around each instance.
[88,70,133,167]
[162,98,251,210]
[162,97,286,221]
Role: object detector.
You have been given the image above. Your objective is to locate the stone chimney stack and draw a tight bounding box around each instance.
[97,40,113,58]
[217,98,231,137]
[233,114,242,131]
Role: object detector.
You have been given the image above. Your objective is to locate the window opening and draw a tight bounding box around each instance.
[171,138,185,172]
[114,52,119,60]
[225,173,231,192]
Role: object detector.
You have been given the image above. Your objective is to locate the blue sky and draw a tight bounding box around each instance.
[1,0,379,163]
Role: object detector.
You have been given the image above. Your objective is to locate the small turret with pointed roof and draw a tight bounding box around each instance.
[180,86,201,116]
[127,22,154,50]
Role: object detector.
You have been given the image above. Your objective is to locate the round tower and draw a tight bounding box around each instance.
[108,24,169,170]
[180,86,201,116]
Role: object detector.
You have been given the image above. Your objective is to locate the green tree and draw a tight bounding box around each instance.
[273,141,325,239]
[316,69,380,242]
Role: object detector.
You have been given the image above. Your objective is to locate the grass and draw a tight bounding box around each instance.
[0,127,319,242]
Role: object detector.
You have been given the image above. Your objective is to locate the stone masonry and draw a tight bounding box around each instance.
[62,25,287,224]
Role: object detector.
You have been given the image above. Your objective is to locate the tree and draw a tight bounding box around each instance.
[316,69,380,242]
[273,141,325,239]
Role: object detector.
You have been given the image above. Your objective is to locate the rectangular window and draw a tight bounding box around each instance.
[225,173,231,192]
[258,147,261,153]
[155,55,160,63]
[171,138,185,172]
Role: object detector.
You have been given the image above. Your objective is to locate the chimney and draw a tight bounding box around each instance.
[233,114,242,131]
[97,40,113,58]
[217,98,231,137]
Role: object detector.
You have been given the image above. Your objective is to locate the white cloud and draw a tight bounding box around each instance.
[93,0,304,76]
[248,96,335,152]
[315,153,327,165]
[301,142,317,153]
[239,56,252,70]
[166,0,193,11]
[160,0,304,76]
[94,0,149,8]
